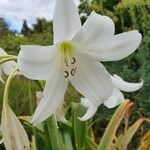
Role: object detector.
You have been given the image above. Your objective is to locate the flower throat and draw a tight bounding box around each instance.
[60,41,77,78]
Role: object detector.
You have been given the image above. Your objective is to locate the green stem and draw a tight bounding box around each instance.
[3,68,17,106]
[28,80,39,150]
[28,80,33,114]
[0,55,17,65]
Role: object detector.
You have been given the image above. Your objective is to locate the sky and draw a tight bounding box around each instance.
[0,0,80,32]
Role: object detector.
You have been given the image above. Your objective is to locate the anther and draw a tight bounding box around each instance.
[71,67,77,76]
[64,71,69,78]
[71,57,76,64]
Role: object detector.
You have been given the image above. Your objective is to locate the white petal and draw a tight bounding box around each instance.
[2,61,17,75]
[72,11,115,45]
[78,31,142,61]
[79,103,97,121]
[31,67,68,124]
[55,108,68,123]
[80,97,91,108]
[53,0,81,43]
[103,88,125,108]
[0,47,7,55]
[111,74,143,92]
[17,45,58,80]
[70,59,113,109]
[55,100,68,123]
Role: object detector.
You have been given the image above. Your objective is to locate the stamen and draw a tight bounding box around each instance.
[60,41,78,78]
[64,71,69,78]
[71,67,77,76]
[71,57,76,64]
[64,57,69,66]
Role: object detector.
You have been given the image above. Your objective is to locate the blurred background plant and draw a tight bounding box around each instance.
[0,0,150,149]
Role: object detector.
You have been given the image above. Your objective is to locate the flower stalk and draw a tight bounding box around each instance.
[3,68,17,106]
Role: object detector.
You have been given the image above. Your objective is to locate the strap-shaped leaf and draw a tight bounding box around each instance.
[138,130,150,150]
[98,100,134,150]
[86,136,98,150]
[115,118,146,149]
[46,115,63,150]
[72,103,88,150]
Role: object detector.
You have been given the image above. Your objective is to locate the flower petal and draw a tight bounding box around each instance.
[55,108,68,123]
[2,61,17,75]
[2,104,30,150]
[0,47,7,55]
[55,100,68,123]
[103,88,125,108]
[80,97,91,108]
[53,0,81,43]
[31,66,68,124]
[72,11,115,45]
[70,59,113,109]
[78,31,142,61]
[111,74,143,92]
[79,98,98,121]
[17,45,58,80]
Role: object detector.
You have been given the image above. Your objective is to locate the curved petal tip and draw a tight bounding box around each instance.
[79,98,97,121]
[112,74,144,92]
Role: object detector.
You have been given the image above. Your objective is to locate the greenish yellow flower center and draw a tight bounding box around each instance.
[59,41,77,79]
[60,41,73,57]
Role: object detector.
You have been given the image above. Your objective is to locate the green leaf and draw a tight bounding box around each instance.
[43,123,53,150]
[98,100,134,150]
[46,115,63,150]
[85,136,98,150]
[62,130,73,150]
[72,103,88,150]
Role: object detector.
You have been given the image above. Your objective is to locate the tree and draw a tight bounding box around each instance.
[21,20,30,36]
[0,18,9,36]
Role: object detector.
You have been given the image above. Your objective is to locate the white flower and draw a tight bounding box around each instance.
[17,0,141,124]
[80,74,143,121]
[0,47,17,83]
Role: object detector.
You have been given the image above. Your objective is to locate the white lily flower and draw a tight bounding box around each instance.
[17,0,141,124]
[0,47,17,83]
[80,74,143,121]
